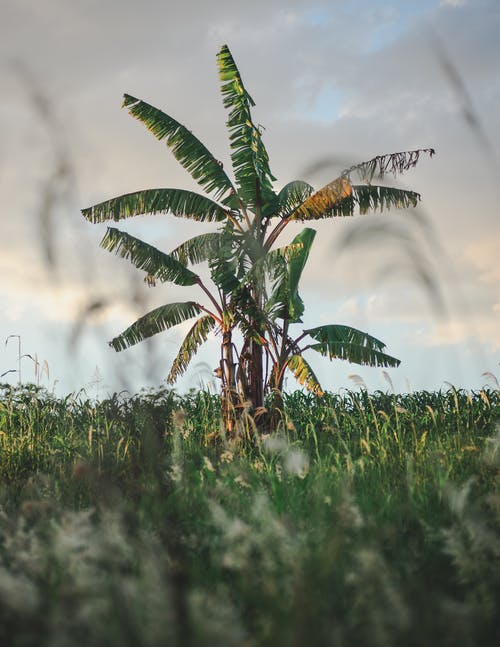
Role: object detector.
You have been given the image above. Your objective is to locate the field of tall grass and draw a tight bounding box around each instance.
[0,382,499,646]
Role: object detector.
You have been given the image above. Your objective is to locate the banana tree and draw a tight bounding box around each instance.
[94,224,246,434]
[82,43,434,435]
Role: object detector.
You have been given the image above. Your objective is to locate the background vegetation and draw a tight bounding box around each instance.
[0,382,499,646]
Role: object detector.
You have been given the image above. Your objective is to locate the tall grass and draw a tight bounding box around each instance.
[0,382,499,646]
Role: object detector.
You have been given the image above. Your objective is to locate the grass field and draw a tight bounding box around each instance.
[0,382,499,646]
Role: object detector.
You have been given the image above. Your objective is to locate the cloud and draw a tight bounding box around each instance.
[1,0,499,393]
[440,0,466,6]
[463,238,500,285]
[417,314,500,352]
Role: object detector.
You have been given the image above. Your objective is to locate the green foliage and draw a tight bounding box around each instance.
[0,384,498,646]
[170,232,223,266]
[207,224,242,296]
[353,184,421,215]
[263,180,315,220]
[82,187,229,223]
[304,324,401,367]
[123,94,234,200]
[109,302,202,351]
[101,227,199,286]
[267,228,315,323]
[217,44,276,208]
[167,316,216,384]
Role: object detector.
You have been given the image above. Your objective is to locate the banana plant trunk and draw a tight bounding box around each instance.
[245,277,266,427]
[236,335,265,432]
[268,362,286,432]
[266,322,290,431]
[248,339,264,412]
[220,329,239,438]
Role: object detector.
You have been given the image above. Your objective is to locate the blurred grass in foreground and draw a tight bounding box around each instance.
[0,383,499,646]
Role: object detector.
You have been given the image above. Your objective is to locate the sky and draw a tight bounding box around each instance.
[1,0,499,397]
